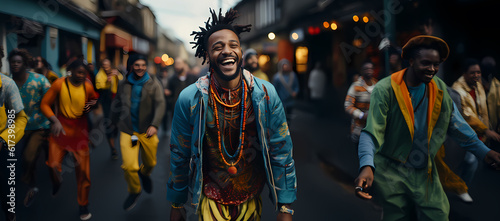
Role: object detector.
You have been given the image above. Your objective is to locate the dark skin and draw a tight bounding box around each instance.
[359,63,375,120]
[354,48,500,200]
[49,66,98,137]
[170,29,292,221]
[462,64,500,142]
[10,55,29,88]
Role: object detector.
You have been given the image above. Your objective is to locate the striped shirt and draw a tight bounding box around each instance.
[344,76,377,139]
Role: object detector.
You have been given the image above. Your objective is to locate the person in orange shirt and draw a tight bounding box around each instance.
[40,59,98,221]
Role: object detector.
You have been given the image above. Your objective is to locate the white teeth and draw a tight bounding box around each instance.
[221,59,235,64]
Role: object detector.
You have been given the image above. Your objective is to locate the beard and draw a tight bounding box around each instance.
[244,62,259,73]
[210,58,242,82]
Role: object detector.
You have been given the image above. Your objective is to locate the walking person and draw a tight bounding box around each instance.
[8,49,52,207]
[272,59,299,124]
[40,59,98,220]
[164,57,197,136]
[354,35,500,220]
[95,58,122,159]
[308,61,327,117]
[34,56,59,84]
[344,61,377,144]
[113,54,165,211]
[243,48,269,81]
[0,46,28,221]
[452,58,500,187]
[167,8,296,221]
[487,58,500,150]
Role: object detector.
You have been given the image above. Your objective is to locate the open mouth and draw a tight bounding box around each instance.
[219,58,236,67]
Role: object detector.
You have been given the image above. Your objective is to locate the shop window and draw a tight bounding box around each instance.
[295,46,308,73]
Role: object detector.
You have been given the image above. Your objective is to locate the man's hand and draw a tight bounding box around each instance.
[107,69,120,82]
[146,126,158,138]
[277,213,292,221]
[165,89,172,97]
[485,130,500,142]
[362,112,368,120]
[354,166,374,200]
[49,116,66,137]
[170,207,186,221]
[84,99,98,113]
[485,150,500,170]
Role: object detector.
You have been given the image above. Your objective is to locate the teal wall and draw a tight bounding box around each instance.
[41,27,59,76]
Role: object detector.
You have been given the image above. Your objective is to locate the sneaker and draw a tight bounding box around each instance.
[24,187,39,207]
[457,192,473,203]
[111,148,119,160]
[138,171,152,194]
[123,192,141,211]
[79,205,92,220]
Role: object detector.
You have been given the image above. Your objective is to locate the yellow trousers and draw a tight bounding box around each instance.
[120,131,158,194]
[199,196,262,221]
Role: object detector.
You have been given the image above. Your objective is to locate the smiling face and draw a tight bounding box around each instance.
[207,29,242,82]
[463,64,481,87]
[132,59,147,77]
[409,48,441,84]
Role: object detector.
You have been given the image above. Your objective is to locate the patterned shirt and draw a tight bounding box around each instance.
[344,76,377,138]
[0,73,24,131]
[18,72,51,130]
[202,78,266,205]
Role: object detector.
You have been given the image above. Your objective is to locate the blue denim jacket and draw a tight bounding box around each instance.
[166,70,297,212]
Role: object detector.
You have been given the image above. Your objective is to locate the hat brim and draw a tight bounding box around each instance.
[401,35,449,62]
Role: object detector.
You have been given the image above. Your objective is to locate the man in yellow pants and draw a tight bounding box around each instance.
[0,46,28,221]
[113,53,165,211]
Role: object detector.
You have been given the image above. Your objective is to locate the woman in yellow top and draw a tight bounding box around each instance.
[95,58,123,159]
[40,59,98,221]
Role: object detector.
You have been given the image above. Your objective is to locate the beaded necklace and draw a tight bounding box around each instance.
[210,74,247,175]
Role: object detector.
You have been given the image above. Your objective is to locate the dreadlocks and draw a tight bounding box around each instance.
[191,8,251,65]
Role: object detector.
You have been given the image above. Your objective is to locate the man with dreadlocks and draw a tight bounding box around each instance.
[167,8,296,221]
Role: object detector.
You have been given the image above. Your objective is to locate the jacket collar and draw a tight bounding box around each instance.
[390,68,443,141]
[455,75,477,93]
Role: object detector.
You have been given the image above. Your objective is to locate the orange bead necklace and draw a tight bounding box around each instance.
[210,75,247,175]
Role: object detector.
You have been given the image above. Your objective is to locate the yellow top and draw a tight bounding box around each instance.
[59,79,86,118]
[95,68,123,93]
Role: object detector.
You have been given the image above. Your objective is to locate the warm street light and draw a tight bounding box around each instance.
[353,15,359,22]
[154,56,161,64]
[291,32,299,40]
[268,32,276,40]
[330,22,338,30]
[363,16,369,23]
[161,54,169,62]
[323,21,330,29]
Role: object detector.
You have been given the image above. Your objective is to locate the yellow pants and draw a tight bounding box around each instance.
[120,131,159,194]
[199,196,262,221]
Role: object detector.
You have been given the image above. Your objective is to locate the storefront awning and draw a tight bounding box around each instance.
[0,0,102,40]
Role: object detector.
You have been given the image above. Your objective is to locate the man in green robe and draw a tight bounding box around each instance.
[354,35,500,221]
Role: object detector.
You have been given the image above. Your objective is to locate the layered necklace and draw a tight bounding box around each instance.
[210,74,248,175]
